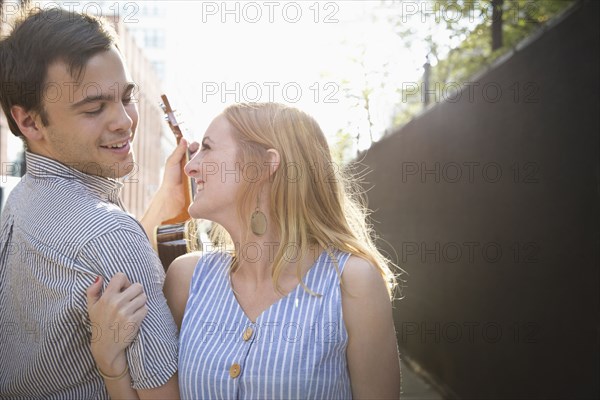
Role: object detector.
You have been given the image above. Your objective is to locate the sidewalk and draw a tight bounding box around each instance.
[401,358,444,400]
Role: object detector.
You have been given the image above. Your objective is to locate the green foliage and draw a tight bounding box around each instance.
[393,0,576,121]
[331,128,354,166]
[432,0,576,84]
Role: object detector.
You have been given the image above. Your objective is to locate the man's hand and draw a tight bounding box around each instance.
[140,139,200,249]
[155,138,192,221]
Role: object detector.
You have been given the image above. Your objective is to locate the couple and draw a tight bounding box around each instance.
[0,8,401,400]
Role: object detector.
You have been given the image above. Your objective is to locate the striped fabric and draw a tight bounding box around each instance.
[179,249,353,399]
[0,152,178,399]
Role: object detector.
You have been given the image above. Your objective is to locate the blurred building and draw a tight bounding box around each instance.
[0,113,7,171]
[112,16,174,218]
[91,1,169,81]
[0,3,26,177]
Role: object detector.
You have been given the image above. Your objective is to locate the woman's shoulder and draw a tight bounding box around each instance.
[167,251,232,287]
[167,250,202,277]
[166,251,229,280]
[340,255,394,339]
[163,251,229,328]
[340,255,389,298]
[164,251,203,305]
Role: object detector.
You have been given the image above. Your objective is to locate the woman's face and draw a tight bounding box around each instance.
[184,114,242,224]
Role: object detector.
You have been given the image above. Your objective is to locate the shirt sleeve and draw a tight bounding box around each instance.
[79,226,179,390]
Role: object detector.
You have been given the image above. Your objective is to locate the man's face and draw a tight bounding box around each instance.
[34,46,138,178]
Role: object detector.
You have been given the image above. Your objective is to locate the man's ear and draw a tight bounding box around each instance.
[10,105,44,142]
[266,148,280,177]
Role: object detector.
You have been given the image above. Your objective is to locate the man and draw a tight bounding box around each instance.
[0,8,186,399]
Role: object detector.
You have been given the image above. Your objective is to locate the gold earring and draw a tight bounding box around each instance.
[250,194,267,236]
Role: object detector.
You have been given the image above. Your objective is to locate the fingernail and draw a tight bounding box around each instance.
[94,276,100,283]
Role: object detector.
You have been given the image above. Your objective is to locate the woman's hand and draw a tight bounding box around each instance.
[86,273,148,375]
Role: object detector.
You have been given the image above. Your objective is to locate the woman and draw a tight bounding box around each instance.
[87,103,402,399]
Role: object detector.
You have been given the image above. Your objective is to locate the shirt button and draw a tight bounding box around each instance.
[229,363,241,378]
[242,327,254,342]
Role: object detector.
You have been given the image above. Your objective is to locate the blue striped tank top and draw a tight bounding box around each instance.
[179,249,353,399]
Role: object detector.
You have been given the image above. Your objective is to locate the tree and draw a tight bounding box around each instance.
[388,0,577,116]
[334,35,397,159]
[492,0,504,50]
[431,0,576,83]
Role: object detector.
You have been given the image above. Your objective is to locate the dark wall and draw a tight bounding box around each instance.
[362,1,599,399]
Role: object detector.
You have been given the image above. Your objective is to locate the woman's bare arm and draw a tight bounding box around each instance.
[163,252,202,330]
[342,256,401,399]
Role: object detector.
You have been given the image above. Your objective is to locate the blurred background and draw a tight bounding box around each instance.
[1,1,598,399]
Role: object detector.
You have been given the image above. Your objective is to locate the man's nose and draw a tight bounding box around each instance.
[108,102,135,133]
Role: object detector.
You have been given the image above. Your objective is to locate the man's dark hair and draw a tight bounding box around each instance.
[0,8,118,137]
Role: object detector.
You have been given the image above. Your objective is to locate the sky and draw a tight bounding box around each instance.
[161,1,429,155]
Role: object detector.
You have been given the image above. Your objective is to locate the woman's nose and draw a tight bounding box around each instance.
[184,149,201,177]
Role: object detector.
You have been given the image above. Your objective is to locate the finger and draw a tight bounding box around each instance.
[123,306,149,342]
[166,138,188,166]
[140,305,149,322]
[122,291,147,316]
[105,272,132,295]
[131,304,149,327]
[120,282,145,302]
[188,141,200,154]
[85,275,103,308]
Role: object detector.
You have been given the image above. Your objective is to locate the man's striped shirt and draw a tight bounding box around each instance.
[0,152,178,399]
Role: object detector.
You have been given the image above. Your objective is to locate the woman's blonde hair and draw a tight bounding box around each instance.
[210,102,400,298]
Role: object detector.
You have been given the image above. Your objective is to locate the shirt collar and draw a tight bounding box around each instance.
[25,151,124,204]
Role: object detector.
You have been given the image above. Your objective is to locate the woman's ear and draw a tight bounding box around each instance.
[10,105,44,142]
[266,148,280,179]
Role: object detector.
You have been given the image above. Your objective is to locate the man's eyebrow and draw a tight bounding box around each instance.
[70,94,113,109]
[202,136,214,143]
[70,83,136,109]
[123,83,136,95]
